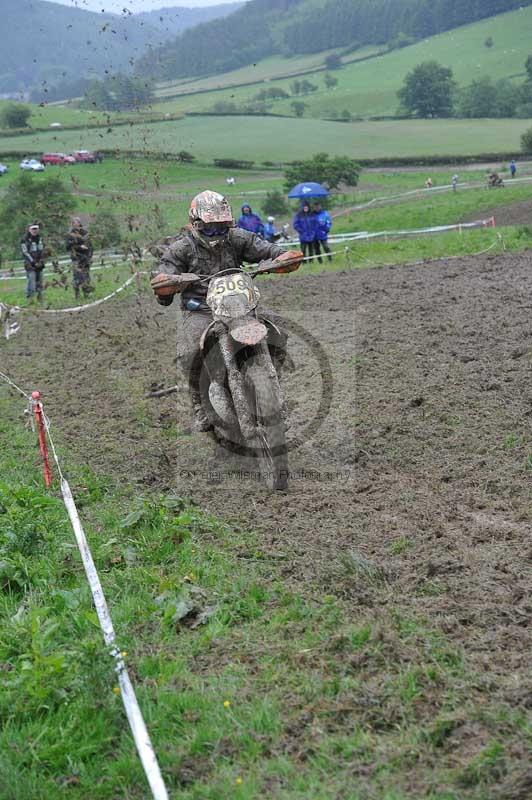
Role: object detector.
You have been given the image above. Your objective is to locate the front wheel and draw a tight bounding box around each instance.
[245,360,288,491]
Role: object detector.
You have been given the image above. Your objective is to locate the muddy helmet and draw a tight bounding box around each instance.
[189,191,234,228]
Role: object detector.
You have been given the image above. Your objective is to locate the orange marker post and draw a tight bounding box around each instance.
[31,390,52,487]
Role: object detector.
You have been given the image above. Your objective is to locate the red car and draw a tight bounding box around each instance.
[72,150,98,163]
[41,153,75,166]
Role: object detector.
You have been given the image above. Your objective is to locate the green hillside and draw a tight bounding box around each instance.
[147,5,532,120]
[0,116,530,162]
[139,0,532,83]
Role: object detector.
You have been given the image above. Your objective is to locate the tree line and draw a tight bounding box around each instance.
[398,56,532,119]
[138,0,532,82]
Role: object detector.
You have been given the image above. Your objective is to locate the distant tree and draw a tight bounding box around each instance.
[90,209,122,249]
[484,36,494,48]
[211,101,238,113]
[82,80,115,111]
[261,190,289,217]
[325,53,342,70]
[290,80,302,96]
[284,152,360,191]
[340,109,352,121]
[388,31,416,50]
[291,101,307,117]
[521,125,532,153]
[176,150,195,163]
[299,80,318,95]
[324,73,338,90]
[254,87,289,101]
[0,173,74,256]
[0,103,31,129]
[398,61,456,117]
[457,77,519,118]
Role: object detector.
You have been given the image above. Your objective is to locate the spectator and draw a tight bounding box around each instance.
[264,216,280,243]
[66,217,94,300]
[425,177,433,189]
[510,159,517,178]
[20,223,45,301]
[293,202,318,260]
[313,201,332,263]
[226,176,235,186]
[237,204,265,236]
[451,174,459,192]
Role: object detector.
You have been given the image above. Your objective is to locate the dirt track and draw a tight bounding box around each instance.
[1,252,531,758]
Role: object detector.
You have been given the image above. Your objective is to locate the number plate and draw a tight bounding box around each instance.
[207,272,260,317]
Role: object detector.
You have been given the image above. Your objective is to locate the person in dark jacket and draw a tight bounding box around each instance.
[150,191,302,431]
[237,204,265,236]
[313,201,333,263]
[20,223,45,301]
[293,202,318,260]
[66,217,94,300]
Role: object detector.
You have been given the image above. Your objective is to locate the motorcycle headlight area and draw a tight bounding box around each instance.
[207,273,260,319]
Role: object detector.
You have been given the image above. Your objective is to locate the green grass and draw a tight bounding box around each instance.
[146,5,532,121]
[1,116,532,163]
[0,399,529,799]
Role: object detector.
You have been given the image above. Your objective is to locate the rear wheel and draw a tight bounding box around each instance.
[245,360,288,491]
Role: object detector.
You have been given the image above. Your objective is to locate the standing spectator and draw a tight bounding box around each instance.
[66,217,94,300]
[293,202,317,260]
[313,201,332,263]
[451,174,459,192]
[237,204,264,236]
[510,159,517,178]
[20,223,45,301]
[264,216,280,243]
[425,177,433,189]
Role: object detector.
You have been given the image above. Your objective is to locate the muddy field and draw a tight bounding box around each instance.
[1,251,531,789]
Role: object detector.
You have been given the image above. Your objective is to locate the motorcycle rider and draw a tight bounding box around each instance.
[150,191,303,432]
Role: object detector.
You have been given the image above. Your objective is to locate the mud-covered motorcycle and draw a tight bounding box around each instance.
[153,256,301,491]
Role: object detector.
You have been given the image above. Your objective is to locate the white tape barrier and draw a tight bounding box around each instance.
[39,273,139,314]
[280,216,496,248]
[59,478,169,800]
[0,371,169,800]
[1,251,124,277]
[331,174,532,219]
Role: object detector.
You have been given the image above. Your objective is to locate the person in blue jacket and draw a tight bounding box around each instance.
[264,216,280,243]
[237,204,265,236]
[313,201,332,263]
[293,201,318,259]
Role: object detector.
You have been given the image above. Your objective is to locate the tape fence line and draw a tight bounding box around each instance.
[0,371,169,800]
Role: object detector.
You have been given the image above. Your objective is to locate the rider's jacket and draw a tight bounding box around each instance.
[156,225,284,305]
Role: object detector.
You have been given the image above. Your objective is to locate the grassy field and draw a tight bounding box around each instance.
[0,116,531,163]
[144,5,532,120]
[1,317,529,798]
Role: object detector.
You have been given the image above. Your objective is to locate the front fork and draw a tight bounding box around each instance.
[217,329,283,441]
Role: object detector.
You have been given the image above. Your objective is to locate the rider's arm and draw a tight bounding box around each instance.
[234,228,285,264]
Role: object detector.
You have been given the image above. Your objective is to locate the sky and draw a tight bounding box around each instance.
[50,0,238,12]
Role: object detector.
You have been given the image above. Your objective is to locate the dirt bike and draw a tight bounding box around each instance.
[154,257,301,491]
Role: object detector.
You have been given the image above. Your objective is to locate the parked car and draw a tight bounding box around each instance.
[20,159,45,172]
[41,152,75,166]
[0,163,8,175]
[72,150,98,163]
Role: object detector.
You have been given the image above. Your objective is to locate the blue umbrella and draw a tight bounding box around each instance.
[288,181,329,199]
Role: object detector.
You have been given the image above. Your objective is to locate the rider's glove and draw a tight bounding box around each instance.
[150,272,201,299]
[272,250,304,273]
